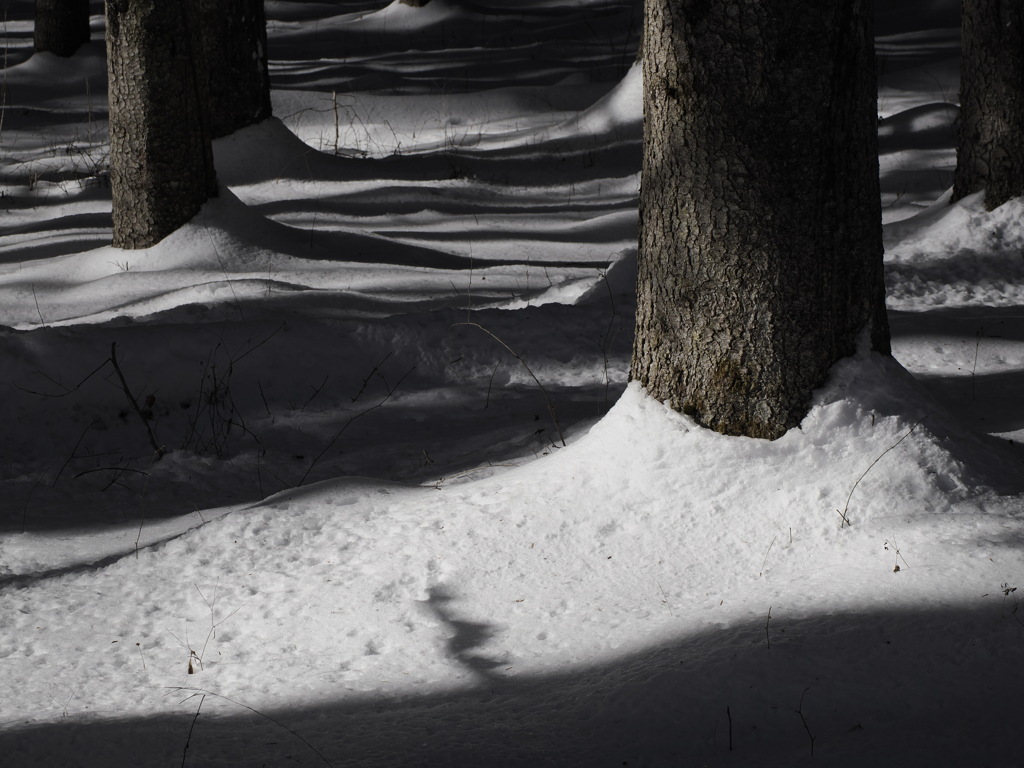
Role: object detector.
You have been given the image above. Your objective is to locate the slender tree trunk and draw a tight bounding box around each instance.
[199,0,272,138]
[105,0,217,249]
[632,0,890,440]
[34,0,90,57]
[953,0,1024,210]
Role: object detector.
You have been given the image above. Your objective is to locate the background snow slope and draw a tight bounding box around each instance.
[2,0,1024,766]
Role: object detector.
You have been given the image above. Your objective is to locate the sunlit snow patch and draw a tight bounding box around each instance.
[884,191,1024,309]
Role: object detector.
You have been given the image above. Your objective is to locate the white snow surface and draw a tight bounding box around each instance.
[4,1,1024,766]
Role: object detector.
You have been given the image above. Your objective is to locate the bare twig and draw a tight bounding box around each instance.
[839,417,925,527]
[200,212,244,320]
[14,357,110,398]
[453,322,566,446]
[31,284,45,326]
[884,536,909,572]
[110,342,165,459]
[758,535,777,578]
[300,366,415,486]
[301,375,330,411]
[999,584,1024,629]
[765,606,772,649]
[332,90,339,153]
[193,582,248,664]
[257,379,272,417]
[53,422,94,486]
[351,352,393,403]
[485,361,500,409]
[169,687,334,768]
[229,322,287,366]
[180,693,205,768]
[796,688,815,756]
[134,473,151,556]
[972,327,983,400]
[73,466,150,480]
[181,325,282,457]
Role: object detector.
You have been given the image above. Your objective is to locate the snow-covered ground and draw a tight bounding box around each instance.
[2,1,1023,766]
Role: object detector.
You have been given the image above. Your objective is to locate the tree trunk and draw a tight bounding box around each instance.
[953,0,1024,210]
[34,0,90,57]
[631,0,890,440]
[105,0,218,250]
[199,0,272,138]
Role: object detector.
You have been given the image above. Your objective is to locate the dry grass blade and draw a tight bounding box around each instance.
[453,321,566,447]
[839,417,926,527]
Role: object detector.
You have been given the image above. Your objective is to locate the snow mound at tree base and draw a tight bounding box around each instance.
[2,349,1023,767]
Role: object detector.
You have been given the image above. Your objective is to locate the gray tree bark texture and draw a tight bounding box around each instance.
[632,0,891,440]
[105,0,217,250]
[199,0,272,138]
[34,0,90,57]
[953,0,1024,210]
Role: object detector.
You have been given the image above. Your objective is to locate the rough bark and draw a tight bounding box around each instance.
[199,0,272,138]
[34,0,90,57]
[632,0,890,440]
[105,0,218,250]
[953,0,1024,210]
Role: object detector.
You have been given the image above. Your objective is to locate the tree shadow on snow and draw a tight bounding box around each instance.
[2,603,1023,767]
[890,306,1024,465]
